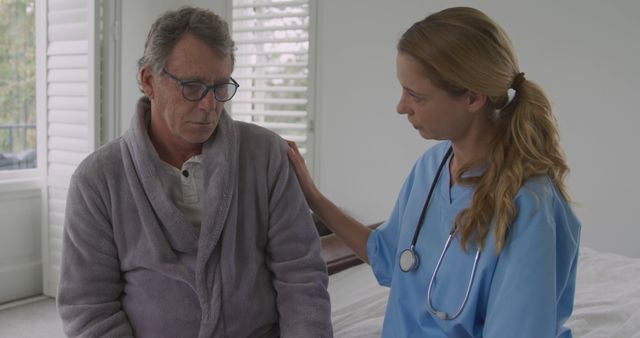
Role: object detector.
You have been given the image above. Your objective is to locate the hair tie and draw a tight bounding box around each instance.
[511,72,525,90]
[494,72,526,117]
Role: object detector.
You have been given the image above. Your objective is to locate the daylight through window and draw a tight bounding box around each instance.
[0,0,36,171]
[231,0,313,159]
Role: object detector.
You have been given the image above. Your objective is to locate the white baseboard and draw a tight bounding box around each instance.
[0,294,51,311]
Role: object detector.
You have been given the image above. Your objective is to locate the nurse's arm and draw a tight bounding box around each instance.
[286,140,373,263]
[483,188,578,337]
[483,221,557,337]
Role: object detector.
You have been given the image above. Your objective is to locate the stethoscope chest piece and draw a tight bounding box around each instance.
[398,147,452,274]
[399,247,419,272]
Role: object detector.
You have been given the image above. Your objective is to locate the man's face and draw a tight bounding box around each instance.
[142,33,233,150]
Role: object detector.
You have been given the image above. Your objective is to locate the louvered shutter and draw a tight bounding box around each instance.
[42,0,99,296]
[231,0,314,161]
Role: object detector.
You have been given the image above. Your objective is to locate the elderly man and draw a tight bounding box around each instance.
[57,7,332,338]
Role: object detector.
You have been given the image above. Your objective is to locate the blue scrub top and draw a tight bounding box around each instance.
[367,142,581,338]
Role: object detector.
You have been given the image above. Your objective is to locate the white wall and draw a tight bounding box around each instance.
[314,1,640,257]
[0,183,42,303]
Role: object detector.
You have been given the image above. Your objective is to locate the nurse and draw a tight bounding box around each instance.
[287,6,581,338]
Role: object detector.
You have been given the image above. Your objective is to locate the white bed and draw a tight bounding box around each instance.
[326,246,640,337]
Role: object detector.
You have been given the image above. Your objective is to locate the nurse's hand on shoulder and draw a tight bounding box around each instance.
[286,140,321,205]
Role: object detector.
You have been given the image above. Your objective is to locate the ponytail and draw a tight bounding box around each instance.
[456,74,570,253]
[398,7,571,254]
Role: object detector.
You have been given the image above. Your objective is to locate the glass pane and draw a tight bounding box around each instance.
[0,0,37,171]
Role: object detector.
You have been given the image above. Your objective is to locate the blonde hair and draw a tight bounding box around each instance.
[398,7,570,253]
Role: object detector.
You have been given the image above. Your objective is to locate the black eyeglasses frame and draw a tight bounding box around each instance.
[161,68,239,102]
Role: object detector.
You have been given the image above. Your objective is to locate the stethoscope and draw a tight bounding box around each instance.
[398,146,481,321]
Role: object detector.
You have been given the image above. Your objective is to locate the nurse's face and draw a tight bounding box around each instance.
[395,52,475,142]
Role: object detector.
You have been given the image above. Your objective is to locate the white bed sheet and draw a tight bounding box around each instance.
[328,247,640,337]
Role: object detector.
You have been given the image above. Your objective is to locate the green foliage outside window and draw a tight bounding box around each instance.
[0,0,36,170]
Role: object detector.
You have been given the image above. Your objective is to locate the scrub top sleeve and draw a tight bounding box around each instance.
[366,219,397,287]
[367,167,417,287]
[483,189,568,338]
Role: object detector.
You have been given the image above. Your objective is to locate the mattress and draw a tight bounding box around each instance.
[328,247,640,337]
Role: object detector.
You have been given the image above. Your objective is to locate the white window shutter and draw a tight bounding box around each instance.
[231,0,315,163]
[42,0,100,296]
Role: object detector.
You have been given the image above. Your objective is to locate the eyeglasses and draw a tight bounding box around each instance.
[162,68,239,102]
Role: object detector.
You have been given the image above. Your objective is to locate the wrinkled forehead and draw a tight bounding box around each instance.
[166,34,233,82]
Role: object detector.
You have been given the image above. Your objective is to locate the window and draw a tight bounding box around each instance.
[231,0,314,161]
[0,0,37,171]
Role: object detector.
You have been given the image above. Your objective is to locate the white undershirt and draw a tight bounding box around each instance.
[159,155,204,229]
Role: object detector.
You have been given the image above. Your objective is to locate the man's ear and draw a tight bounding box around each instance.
[140,67,156,99]
[466,90,487,113]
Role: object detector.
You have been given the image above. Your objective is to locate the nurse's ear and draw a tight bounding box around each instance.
[465,90,487,114]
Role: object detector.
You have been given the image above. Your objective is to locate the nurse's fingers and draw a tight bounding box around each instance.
[286,140,320,203]
[286,140,306,173]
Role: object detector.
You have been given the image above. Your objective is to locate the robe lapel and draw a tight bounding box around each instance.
[123,98,236,334]
[194,110,237,334]
[124,98,199,254]
[197,109,237,269]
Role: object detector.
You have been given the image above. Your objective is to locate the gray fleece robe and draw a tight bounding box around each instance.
[57,98,332,337]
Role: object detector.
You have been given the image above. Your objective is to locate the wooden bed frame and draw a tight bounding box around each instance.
[320,234,363,275]
[317,220,382,275]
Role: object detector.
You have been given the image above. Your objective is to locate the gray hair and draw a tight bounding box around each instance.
[137,6,235,90]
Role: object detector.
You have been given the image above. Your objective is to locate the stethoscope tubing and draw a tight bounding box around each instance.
[399,145,482,321]
[409,147,453,247]
[426,230,481,320]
